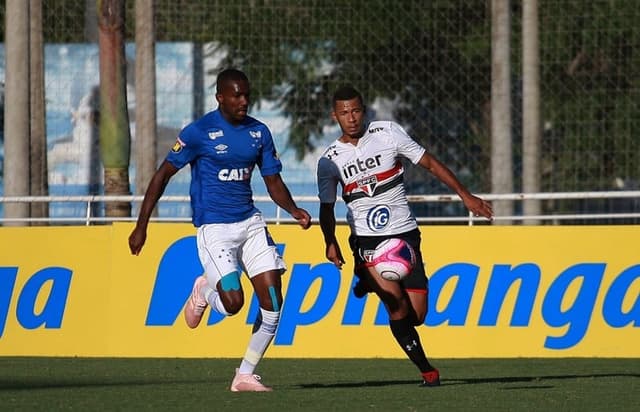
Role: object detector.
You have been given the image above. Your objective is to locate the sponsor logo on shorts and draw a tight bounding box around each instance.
[362,249,375,263]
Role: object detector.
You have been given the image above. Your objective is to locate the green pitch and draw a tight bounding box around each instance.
[0,358,638,411]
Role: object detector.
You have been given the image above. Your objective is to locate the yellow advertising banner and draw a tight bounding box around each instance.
[0,223,638,358]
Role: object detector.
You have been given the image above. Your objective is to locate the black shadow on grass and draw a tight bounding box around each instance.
[444,372,640,386]
[501,385,554,390]
[0,377,210,391]
[297,372,640,389]
[298,379,419,389]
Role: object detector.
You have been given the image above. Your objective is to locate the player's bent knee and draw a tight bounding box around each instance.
[225,302,243,315]
[221,292,244,315]
[413,312,426,325]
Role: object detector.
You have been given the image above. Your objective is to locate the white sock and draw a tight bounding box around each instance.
[238,308,280,374]
[203,285,230,316]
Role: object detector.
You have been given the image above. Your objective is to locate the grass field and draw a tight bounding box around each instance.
[0,357,638,411]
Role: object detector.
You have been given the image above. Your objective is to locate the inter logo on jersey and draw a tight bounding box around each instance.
[342,154,383,179]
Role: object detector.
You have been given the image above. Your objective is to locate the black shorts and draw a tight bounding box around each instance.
[349,228,428,292]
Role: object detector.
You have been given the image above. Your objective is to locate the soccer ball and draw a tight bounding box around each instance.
[371,238,416,281]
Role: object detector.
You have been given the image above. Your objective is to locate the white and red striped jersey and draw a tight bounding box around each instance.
[317,120,426,236]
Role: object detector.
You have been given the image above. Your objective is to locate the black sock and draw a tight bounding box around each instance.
[389,316,434,373]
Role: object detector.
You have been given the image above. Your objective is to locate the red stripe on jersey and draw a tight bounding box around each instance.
[343,161,403,194]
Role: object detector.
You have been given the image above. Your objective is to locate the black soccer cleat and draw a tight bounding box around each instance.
[420,369,441,387]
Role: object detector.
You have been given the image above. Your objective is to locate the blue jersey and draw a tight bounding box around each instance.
[166,109,282,226]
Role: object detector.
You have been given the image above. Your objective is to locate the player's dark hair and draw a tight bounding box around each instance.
[216,68,249,93]
[332,85,364,107]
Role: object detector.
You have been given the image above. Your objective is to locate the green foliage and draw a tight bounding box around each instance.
[533,0,640,193]
[0,0,637,194]
[195,1,493,186]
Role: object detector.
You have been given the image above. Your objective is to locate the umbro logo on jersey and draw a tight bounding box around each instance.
[208,130,224,139]
[249,130,262,138]
[214,144,228,153]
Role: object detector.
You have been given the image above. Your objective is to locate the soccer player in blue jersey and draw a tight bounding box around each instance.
[129,68,312,392]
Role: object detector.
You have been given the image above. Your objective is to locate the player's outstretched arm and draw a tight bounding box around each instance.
[263,173,311,229]
[129,161,179,255]
[417,152,493,220]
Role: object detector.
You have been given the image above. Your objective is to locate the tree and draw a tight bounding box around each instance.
[134,0,157,200]
[491,0,514,222]
[29,0,49,225]
[3,0,637,211]
[522,0,541,223]
[98,0,132,218]
[3,0,30,225]
[199,1,494,208]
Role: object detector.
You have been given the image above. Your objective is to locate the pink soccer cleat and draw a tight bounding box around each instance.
[230,368,273,392]
[184,276,208,328]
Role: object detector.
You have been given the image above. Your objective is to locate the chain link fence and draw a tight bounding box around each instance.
[0,0,638,222]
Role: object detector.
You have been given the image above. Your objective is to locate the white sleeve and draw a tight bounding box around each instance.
[390,122,426,164]
[316,156,340,203]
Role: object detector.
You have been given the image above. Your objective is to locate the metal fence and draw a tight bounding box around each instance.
[1,191,639,226]
[0,1,638,221]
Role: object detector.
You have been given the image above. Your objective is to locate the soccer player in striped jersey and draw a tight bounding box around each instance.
[317,85,492,386]
[129,69,311,392]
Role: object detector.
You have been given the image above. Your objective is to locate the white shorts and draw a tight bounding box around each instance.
[196,213,286,288]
